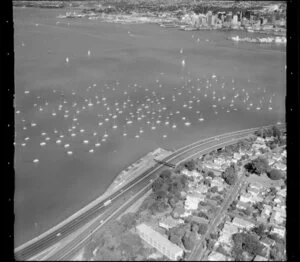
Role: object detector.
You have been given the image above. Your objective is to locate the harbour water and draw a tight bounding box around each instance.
[13,7,285,246]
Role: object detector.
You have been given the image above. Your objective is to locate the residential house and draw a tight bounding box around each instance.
[254,255,268,261]
[191,215,209,225]
[240,193,256,204]
[263,195,274,204]
[273,206,286,216]
[208,251,230,261]
[233,152,242,160]
[214,158,226,166]
[271,211,285,225]
[159,216,183,230]
[261,205,272,217]
[172,206,185,218]
[268,159,275,166]
[182,169,201,178]
[185,193,203,210]
[277,188,286,198]
[257,214,268,224]
[231,217,255,229]
[273,163,286,171]
[194,184,208,194]
[272,154,282,162]
[247,187,260,196]
[211,177,225,191]
[256,137,265,144]
[271,226,285,238]
[274,195,285,204]
[136,223,184,261]
[260,237,276,249]
[281,150,286,157]
[236,201,250,210]
[222,222,239,235]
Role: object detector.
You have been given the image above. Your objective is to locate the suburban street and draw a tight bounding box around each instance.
[188,170,247,261]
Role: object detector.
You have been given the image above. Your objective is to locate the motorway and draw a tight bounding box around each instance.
[14,124,284,261]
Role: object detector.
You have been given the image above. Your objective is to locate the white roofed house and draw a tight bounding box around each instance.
[262,205,272,217]
[182,169,201,178]
[194,184,208,194]
[185,193,204,210]
[268,158,275,166]
[231,217,255,230]
[256,137,265,144]
[136,223,184,261]
[239,193,256,204]
[271,226,286,238]
[211,177,225,191]
[207,251,231,261]
[277,188,286,198]
[159,216,184,230]
[273,162,286,172]
[233,152,242,160]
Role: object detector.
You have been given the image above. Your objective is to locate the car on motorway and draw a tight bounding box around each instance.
[56,233,61,237]
[100,220,104,224]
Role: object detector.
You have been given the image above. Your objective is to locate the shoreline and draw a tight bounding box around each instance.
[15,147,172,250]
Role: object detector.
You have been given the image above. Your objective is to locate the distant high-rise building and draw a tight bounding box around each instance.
[232,15,238,25]
[207,11,212,26]
[226,13,232,23]
[211,14,216,26]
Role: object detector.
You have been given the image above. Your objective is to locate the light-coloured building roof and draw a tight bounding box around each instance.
[254,255,268,261]
[208,251,228,261]
[159,216,182,229]
[222,222,239,235]
[136,223,183,254]
[232,217,255,229]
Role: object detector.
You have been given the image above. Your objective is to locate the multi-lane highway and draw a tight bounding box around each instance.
[14,124,284,261]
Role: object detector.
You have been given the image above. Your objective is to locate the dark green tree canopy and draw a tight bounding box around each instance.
[267,169,284,180]
[244,157,270,175]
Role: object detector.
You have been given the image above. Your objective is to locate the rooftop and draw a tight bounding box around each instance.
[136,223,183,254]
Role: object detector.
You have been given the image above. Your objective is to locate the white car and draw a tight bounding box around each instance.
[56,233,61,237]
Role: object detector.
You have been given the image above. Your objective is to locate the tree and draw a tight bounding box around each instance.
[222,166,237,185]
[203,177,211,186]
[182,232,196,250]
[191,223,199,233]
[169,226,186,240]
[252,224,267,237]
[198,223,208,235]
[207,171,215,178]
[119,213,138,230]
[232,232,264,256]
[159,169,173,182]
[155,190,168,200]
[269,186,277,196]
[169,234,182,246]
[168,197,177,209]
[267,169,284,180]
[210,186,218,193]
[184,160,196,171]
[244,157,270,175]
[254,129,264,137]
[152,178,165,193]
[180,174,189,189]
[272,126,281,139]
